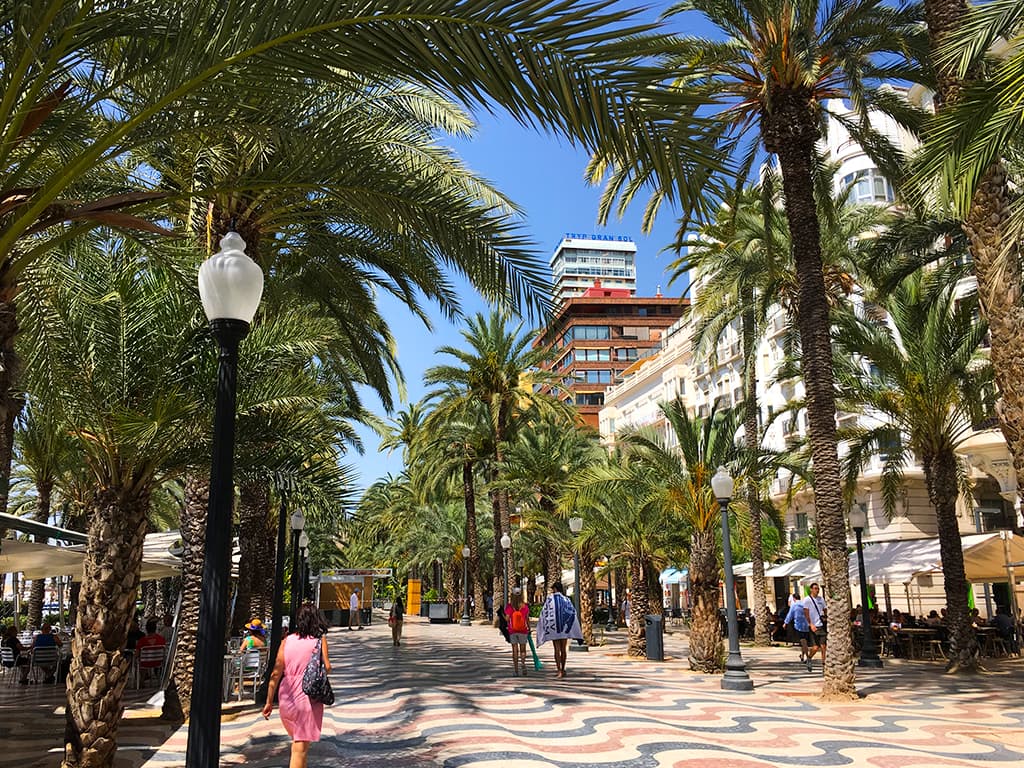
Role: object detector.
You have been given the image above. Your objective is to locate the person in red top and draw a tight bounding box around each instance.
[504,588,531,677]
[135,619,166,671]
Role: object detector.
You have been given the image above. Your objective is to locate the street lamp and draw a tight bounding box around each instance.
[850,503,883,668]
[186,232,264,768]
[461,545,472,626]
[568,516,588,652]
[299,532,309,602]
[289,510,305,625]
[712,466,753,692]
[500,533,511,607]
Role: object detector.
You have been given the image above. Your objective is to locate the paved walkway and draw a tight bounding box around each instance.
[5,616,1024,767]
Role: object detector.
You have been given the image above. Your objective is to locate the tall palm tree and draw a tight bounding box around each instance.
[834,266,993,671]
[425,312,564,613]
[915,0,1024,516]
[19,239,207,768]
[591,0,924,698]
[682,181,888,643]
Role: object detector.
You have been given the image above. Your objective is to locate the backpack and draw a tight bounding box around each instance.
[509,605,528,634]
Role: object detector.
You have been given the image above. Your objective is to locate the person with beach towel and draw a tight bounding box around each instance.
[536,582,583,678]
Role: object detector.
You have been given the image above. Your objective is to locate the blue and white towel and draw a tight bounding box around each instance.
[536,593,583,645]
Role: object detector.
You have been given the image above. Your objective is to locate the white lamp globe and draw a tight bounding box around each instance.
[711,466,735,501]
[500,534,511,551]
[298,532,309,549]
[290,510,305,531]
[849,503,867,531]
[198,232,264,323]
[462,545,470,558]
[568,516,583,534]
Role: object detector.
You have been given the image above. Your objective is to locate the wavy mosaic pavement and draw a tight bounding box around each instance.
[125,618,1024,768]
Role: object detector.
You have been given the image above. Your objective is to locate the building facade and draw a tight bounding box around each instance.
[549,233,637,303]
[537,283,686,429]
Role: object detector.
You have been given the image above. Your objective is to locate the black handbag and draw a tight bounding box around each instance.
[300,637,334,705]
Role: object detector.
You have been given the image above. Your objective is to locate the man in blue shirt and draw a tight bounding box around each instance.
[783,592,812,666]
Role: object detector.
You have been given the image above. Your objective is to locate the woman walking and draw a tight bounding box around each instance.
[389,593,405,646]
[537,582,583,678]
[504,588,531,676]
[263,602,331,768]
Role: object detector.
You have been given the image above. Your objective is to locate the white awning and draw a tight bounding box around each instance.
[732,562,769,578]
[765,557,820,578]
[660,567,688,584]
[0,537,179,581]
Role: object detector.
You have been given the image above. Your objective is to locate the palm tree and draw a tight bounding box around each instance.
[19,239,207,768]
[502,414,603,641]
[591,0,924,697]
[681,180,888,643]
[425,312,564,613]
[834,265,992,671]
[914,0,1024,517]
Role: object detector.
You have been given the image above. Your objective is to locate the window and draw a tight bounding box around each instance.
[621,326,650,340]
[576,348,610,362]
[569,325,610,341]
[575,369,612,384]
[616,348,638,361]
[575,393,605,406]
[841,168,894,204]
[795,513,808,534]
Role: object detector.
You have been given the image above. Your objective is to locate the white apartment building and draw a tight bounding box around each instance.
[599,96,1023,618]
[549,233,637,303]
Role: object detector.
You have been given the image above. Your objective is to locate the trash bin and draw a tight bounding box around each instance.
[645,614,664,661]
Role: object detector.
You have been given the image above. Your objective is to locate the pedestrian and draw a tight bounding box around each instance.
[389,593,405,646]
[159,612,175,644]
[536,582,583,679]
[621,591,631,628]
[504,588,530,677]
[783,597,810,663]
[262,602,330,768]
[803,582,827,672]
[349,589,362,631]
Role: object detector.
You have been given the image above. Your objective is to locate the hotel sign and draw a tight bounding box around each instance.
[564,233,634,242]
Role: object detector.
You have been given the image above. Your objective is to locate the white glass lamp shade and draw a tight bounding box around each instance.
[711,466,734,501]
[568,516,583,534]
[198,232,264,323]
[849,503,867,531]
[298,532,309,549]
[462,545,470,558]
[290,510,305,532]
[500,533,512,550]
[300,546,308,558]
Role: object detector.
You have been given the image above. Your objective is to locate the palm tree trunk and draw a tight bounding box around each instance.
[444,560,457,616]
[234,481,266,633]
[27,477,54,631]
[0,276,22,522]
[489,483,503,618]
[742,299,770,646]
[923,448,979,671]
[462,461,486,620]
[764,97,855,698]
[579,542,597,645]
[543,542,562,591]
[252,494,277,622]
[63,485,152,768]
[161,474,209,723]
[142,580,157,619]
[688,529,722,672]
[627,557,650,657]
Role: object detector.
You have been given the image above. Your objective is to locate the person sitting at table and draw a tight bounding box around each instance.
[241,619,267,651]
[924,610,942,627]
[2,625,30,684]
[135,619,167,682]
[31,623,60,683]
[889,609,903,630]
[970,608,986,627]
[993,606,1019,654]
[125,617,144,656]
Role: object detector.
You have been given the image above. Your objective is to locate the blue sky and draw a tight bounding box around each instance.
[346,3,720,491]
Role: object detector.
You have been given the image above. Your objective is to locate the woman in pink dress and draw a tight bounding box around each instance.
[262,603,331,768]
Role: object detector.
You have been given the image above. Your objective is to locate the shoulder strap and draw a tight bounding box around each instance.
[811,597,824,622]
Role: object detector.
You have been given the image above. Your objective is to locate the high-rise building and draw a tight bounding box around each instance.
[536,282,686,429]
[549,233,637,303]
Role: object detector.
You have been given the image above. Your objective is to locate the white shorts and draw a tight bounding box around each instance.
[510,633,529,644]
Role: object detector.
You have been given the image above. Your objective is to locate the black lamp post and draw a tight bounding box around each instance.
[289,511,305,626]
[500,533,511,608]
[186,233,264,768]
[568,516,589,652]
[712,466,754,692]
[299,531,309,601]
[258,491,288,703]
[850,503,883,668]
[460,545,471,626]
